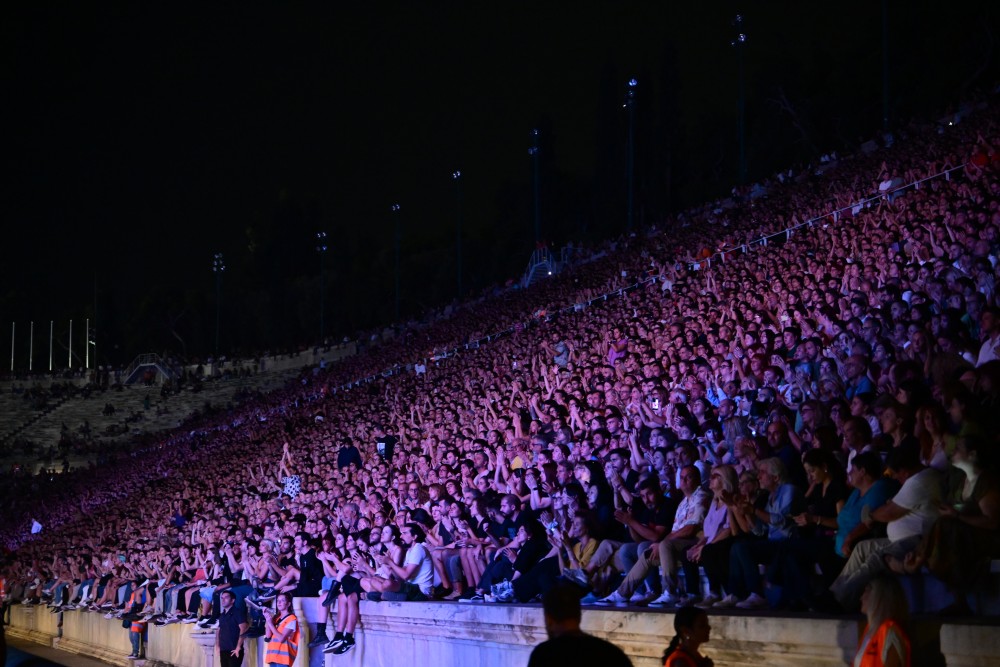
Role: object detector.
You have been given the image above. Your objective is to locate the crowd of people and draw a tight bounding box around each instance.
[2,92,1000,666]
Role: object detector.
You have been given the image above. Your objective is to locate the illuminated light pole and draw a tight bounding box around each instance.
[391,204,401,321]
[68,319,73,369]
[625,78,637,233]
[87,321,95,371]
[316,232,328,342]
[731,14,748,184]
[212,252,225,355]
[529,129,541,243]
[452,170,463,299]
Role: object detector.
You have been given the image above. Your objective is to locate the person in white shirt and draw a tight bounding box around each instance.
[829,444,941,610]
[597,466,709,607]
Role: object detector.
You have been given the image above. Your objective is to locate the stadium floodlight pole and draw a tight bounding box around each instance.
[731,14,748,184]
[452,170,463,299]
[391,204,401,321]
[88,321,96,371]
[316,232,328,342]
[529,129,541,243]
[212,252,225,356]
[625,78,637,233]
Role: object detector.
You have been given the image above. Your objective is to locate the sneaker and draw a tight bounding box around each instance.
[182,615,200,624]
[126,655,138,660]
[202,619,219,630]
[562,568,589,588]
[332,639,355,655]
[695,594,720,608]
[629,589,657,605]
[103,611,116,619]
[712,594,739,608]
[735,592,768,609]
[595,590,629,606]
[647,591,678,608]
[308,633,330,648]
[579,592,601,605]
[323,637,345,653]
[459,593,484,603]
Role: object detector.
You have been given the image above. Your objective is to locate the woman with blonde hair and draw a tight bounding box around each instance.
[855,574,910,667]
[680,464,737,607]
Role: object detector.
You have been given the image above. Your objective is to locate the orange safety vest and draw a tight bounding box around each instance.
[128,589,147,634]
[265,613,299,666]
[856,619,910,667]
[663,648,700,667]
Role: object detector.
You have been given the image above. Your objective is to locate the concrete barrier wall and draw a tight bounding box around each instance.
[5,599,991,667]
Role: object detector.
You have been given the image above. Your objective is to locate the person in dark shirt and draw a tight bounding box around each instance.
[528,583,632,667]
[217,590,248,667]
[373,425,397,463]
[336,438,363,470]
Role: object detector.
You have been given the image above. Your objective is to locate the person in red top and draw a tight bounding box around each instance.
[855,575,910,667]
[660,607,713,667]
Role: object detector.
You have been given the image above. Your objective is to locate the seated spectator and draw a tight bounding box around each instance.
[829,445,942,611]
[717,457,803,609]
[597,465,708,606]
[887,435,1000,614]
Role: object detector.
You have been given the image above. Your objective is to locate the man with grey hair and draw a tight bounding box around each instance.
[716,457,803,609]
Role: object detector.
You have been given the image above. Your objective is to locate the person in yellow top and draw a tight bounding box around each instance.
[855,575,910,667]
[263,592,299,667]
[552,511,598,589]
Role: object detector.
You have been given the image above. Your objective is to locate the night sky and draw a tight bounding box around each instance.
[4,2,999,365]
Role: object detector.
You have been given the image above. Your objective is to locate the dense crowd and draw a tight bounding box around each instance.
[2,93,1000,659]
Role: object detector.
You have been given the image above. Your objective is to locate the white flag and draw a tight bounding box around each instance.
[31,520,43,534]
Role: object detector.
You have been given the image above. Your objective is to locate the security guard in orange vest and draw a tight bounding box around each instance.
[263,592,299,667]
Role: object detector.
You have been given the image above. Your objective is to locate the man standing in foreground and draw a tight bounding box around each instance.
[217,590,248,667]
[528,583,633,667]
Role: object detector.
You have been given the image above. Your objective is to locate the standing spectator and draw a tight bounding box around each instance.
[336,438,363,471]
[217,590,248,667]
[527,583,632,667]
